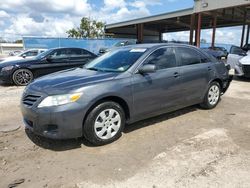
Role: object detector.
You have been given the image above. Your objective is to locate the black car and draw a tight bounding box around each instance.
[99,40,137,55]
[0,47,97,86]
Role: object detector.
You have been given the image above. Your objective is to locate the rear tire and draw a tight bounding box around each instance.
[200,82,221,109]
[12,69,33,86]
[83,101,125,146]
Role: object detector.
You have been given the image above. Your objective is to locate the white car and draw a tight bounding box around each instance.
[0,49,47,63]
[227,46,250,78]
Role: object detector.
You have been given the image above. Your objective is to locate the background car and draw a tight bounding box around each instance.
[209,46,228,58]
[201,46,228,59]
[0,47,97,86]
[0,49,47,63]
[227,45,250,77]
[9,50,23,56]
[21,44,232,145]
[99,40,137,55]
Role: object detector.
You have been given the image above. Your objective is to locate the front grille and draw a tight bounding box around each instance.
[242,65,250,77]
[22,94,41,107]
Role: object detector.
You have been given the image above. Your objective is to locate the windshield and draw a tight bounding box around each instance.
[85,48,147,72]
[35,49,52,59]
[114,41,126,47]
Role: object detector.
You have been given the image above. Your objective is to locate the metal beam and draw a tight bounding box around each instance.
[246,24,250,45]
[137,24,144,43]
[241,10,247,47]
[211,13,217,48]
[189,14,195,45]
[196,13,202,48]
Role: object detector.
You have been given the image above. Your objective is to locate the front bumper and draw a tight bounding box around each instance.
[21,94,88,139]
[235,64,250,78]
[0,69,13,84]
[221,75,233,94]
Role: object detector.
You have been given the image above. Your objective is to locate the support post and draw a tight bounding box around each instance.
[159,32,162,42]
[196,13,202,48]
[211,13,217,48]
[241,25,246,48]
[246,25,250,45]
[241,10,247,47]
[189,14,195,45]
[136,24,144,44]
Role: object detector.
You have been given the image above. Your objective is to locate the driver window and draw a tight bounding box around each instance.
[144,47,177,70]
[24,50,38,57]
[50,49,68,58]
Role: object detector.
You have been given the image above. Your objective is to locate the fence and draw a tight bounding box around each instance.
[22,37,134,54]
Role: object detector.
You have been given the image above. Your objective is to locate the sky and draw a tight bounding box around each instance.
[0,0,244,45]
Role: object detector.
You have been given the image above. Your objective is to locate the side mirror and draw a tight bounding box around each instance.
[22,54,26,58]
[46,55,53,61]
[138,64,156,74]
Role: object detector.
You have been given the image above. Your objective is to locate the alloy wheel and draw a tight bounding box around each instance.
[13,69,33,86]
[94,109,121,140]
[208,85,220,105]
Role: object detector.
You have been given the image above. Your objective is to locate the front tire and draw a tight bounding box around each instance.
[200,82,221,109]
[12,69,33,86]
[83,101,125,146]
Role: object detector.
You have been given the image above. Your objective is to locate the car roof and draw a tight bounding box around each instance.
[118,43,199,50]
[48,47,87,50]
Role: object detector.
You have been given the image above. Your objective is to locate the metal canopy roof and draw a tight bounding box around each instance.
[106,5,250,36]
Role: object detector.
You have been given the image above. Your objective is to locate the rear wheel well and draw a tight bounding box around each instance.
[82,96,130,128]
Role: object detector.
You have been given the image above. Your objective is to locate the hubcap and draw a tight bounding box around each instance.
[208,85,220,105]
[15,70,32,85]
[94,109,121,140]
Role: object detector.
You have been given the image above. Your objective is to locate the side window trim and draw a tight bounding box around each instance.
[142,47,177,71]
[176,47,202,67]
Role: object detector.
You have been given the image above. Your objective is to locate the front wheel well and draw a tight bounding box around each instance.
[82,96,130,127]
[211,78,223,89]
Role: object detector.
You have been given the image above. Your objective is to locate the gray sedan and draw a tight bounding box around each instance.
[21,44,232,145]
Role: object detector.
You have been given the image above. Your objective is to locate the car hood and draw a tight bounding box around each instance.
[239,55,250,65]
[27,68,118,95]
[0,58,36,67]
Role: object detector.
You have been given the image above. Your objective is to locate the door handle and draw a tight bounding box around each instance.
[208,66,212,71]
[174,72,180,78]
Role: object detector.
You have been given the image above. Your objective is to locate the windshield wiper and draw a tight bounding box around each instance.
[86,67,100,71]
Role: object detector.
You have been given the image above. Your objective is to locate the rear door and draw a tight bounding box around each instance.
[176,47,213,105]
[132,47,182,119]
[68,48,96,68]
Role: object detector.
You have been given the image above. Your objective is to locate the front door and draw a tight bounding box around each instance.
[132,47,182,120]
[34,48,71,77]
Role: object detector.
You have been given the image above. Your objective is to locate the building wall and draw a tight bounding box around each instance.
[194,0,250,13]
[0,43,23,55]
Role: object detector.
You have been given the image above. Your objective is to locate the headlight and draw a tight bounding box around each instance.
[236,61,242,67]
[2,66,14,71]
[38,93,82,108]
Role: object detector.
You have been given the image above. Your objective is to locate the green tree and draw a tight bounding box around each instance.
[66,17,105,39]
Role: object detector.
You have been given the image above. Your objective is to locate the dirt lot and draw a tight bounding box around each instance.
[0,78,250,188]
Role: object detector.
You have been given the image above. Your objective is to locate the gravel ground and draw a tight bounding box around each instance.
[0,77,250,188]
